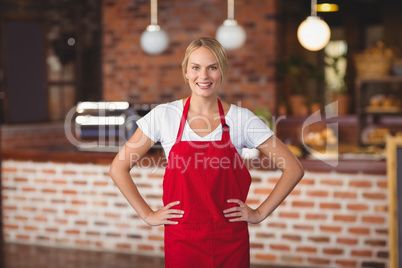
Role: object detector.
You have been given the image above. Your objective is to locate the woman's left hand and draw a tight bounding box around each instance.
[223,199,263,224]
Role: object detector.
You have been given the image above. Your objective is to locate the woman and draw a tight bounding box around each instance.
[109,37,304,267]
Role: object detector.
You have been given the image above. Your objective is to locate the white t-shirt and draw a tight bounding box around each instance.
[136,99,274,158]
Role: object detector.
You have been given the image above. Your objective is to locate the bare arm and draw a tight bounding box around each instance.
[109,127,184,226]
[224,135,304,223]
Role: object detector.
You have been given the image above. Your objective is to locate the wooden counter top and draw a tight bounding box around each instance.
[0,146,386,174]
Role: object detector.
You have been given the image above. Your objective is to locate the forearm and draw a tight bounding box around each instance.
[256,167,304,221]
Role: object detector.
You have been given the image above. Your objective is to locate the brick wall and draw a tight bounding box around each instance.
[102,0,280,113]
[2,160,389,267]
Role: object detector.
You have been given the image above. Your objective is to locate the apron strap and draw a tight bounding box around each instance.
[217,99,230,141]
[175,97,230,143]
[176,96,191,143]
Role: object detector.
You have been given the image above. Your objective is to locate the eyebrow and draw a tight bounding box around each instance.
[189,63,219,67]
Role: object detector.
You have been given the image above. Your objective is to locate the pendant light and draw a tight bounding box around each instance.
[297,0,331,51]
[216,0,246,50]
[140,0,169,55]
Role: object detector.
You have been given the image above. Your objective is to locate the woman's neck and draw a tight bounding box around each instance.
[188,94,219,115]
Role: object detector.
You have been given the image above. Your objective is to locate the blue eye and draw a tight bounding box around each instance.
[210,66,217,70]
[192,66,199,70]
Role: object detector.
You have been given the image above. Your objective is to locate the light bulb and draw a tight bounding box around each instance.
[216,19,246,50]
[140,25,169,55]
[297,16,331,51]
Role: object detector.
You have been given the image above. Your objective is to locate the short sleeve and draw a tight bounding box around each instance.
[242,108,274,149]
[135,104,165,143]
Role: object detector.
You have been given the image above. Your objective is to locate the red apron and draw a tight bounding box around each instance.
[163,97,252,268]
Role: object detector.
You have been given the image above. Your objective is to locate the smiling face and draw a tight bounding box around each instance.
[185,47,222,98]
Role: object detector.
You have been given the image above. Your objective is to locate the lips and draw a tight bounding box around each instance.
[196,82,212,88]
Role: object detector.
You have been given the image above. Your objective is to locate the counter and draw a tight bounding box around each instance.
[0,146,389,267]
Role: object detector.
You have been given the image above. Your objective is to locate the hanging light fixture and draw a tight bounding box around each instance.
[216,0,246,50]
[297,0,331,51]
[140,0,169,55]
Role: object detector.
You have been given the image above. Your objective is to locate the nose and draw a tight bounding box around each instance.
[199,68,209,80]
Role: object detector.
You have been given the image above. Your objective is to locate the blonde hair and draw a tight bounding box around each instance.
[181,37,228,84]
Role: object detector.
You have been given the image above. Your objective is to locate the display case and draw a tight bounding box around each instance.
[355,76,402,146]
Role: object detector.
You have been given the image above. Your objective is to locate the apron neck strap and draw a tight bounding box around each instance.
[175,96,230,143]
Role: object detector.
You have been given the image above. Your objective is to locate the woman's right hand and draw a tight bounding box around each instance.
[143,201,184,226]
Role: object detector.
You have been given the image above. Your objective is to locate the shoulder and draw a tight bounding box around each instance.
[150,99,183,115]
[225,102,255,119]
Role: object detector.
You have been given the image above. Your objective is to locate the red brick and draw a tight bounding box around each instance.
[75,240,91,246]
[2,167,17,172]
[320,225,342,233]
[147,173,163,179]
[282,234,301,241]
[334,191,357,199]
[34,178,47,184]
[16,235,30,240]
[72,200,87,205]
[73,180,87,185]
[62,190,77,195]
[306,213,327,220]
[42,169,56,174]
[4,224,19,230]
[254,254,276,261]
[22,187,35,192]
[93,201,108,207]
[377,181,387,188]
[94,181,108,186]
[138,244,153,251]
[105,212,120,218]
[24,225,38,231]
[64,209,79,215]
[348,227,370,235]
[336,237,358,245]
[306,190,329,197]
[294,225,314,231]
[86,231,100,236]
[42,189,57,194]
[267,222,287,229]
[323,248,344,255]
[333,215,357,222]
[278,212,299,219]
[66,230,80,235]
[246,198,260,205]
[308,236,331,243]
[14,177,28,183]
[15,216,28,221]
[250,243,264,249]
[351,250,372,257]
[362,216,385,224]
[53,180,67,185]
[296,246,317,253]
[149,235,164,241]
[254,188,272,195]
[62,170,77,175]
[362,192,386,200]
[22,168,36,173]
[320,179,343,186]
[307,257,330,265]
[320,202,341,210]
[347,203,369,211]
[349,180,372,188]
[335,260,358,267]
[292,201,314,208]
